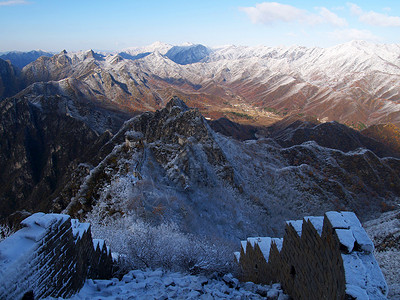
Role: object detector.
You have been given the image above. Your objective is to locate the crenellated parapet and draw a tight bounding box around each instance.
[236,211,388,299]
[0,213,113,299]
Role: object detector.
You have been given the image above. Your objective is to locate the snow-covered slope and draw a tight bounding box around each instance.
[121,41,173,56]
[18,40,400,127]
[57,98,400,241]
[64,270,288,300]
[165,44,212,65]
[364,209,400,299]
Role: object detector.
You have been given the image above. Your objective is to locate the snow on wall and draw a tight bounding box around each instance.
[236,211,388,299]
[0,213,113,299]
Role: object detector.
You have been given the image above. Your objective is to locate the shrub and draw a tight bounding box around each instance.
[227,111,253,120]
[86,213,237,276]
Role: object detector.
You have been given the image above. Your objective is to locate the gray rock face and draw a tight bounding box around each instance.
[64,97,237,221]
[0,58,20,99]
[2,96,400,240]
[0,70,138,222]
[21,51,78,85]
[17,78,134,134]
[57,98,400,240]
[0,96,112,221]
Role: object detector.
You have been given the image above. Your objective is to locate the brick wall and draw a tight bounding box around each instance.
[236,211,388,299]
[0,213,113,299]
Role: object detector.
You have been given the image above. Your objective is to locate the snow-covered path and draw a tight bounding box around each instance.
[58,269,288,299]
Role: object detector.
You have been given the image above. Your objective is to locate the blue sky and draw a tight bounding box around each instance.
[1,0,400,52]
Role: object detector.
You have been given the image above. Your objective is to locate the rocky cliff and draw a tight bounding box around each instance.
[0,58,20,99]
[46,98,400,239]
[0,94,122,221]
[1,95,400,239]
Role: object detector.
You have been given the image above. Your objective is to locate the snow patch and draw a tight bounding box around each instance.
[64,269,288,300]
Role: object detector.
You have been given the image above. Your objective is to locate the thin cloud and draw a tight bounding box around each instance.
[240,2,347,27]
[317,7,348,27]
[347,3,400,27]
[240,2,306,24]
[347,3,363,15]
[331,28,379,42]
[0,0,29,6]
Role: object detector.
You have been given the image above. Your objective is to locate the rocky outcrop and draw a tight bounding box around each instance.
[0,58,20,99]
[0,213,113,299]
[64,96,237,219]
[52,98,400,239]
[364,210,400,299]
[21,50,76,85]
[16,78,134,134]
[236,211,388,299]
[0,96,114,221]
[1,96,400,240]
[267,117,400,158]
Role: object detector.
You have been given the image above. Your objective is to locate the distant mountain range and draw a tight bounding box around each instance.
[0,50,53,69]
[2,40,400,128]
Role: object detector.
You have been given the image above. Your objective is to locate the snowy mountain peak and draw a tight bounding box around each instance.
[122,42,173,56]
[8,40,400,130]
[180,42,195,47]
[165,44,211,65]
[145,41,173,53]
[148,41,172,48]
[346,39,375,49]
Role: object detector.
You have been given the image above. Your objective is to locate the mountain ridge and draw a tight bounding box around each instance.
[1,41,400,129]
[1,96,400,240]
[0,50,53,69]
[4,40,397,129]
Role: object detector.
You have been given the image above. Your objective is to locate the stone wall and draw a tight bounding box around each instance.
[236,211,388,299]
[0,213,113,299]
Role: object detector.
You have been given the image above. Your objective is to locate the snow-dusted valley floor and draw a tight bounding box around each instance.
[56,270,288,300]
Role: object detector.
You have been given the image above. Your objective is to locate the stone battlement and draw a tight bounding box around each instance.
[0,213,113,299]
[235,211,388,299]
